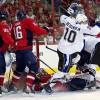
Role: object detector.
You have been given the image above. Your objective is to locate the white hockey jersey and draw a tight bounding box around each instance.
[84,25,100,53]
[58,15,86,54]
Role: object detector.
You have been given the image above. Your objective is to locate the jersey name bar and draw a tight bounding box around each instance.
[66,22,80,31]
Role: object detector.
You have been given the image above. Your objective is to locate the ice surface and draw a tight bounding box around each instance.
[0,72,100,100]
[0,90,100,100]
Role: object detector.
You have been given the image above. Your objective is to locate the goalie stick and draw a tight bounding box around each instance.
[44,37,57,53]
[34,55,56,73]
[44,38,58,72]
[39,58,56,73]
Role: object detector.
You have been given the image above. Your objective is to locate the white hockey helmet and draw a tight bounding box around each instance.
[67,3,78,15]
[76,14,88,24]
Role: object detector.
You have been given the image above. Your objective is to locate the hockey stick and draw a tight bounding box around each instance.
[84,34,97,37]
[46,46,57,53]
[39,59,56,73]
[44,37,57,53]
[35,55,56,73]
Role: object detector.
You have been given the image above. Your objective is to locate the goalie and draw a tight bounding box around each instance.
[41,63,96,94]
[45,59,97,93]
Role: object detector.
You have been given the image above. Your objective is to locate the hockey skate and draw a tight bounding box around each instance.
[43,83,53,94]
[0,85,8,96]
[0,85,8,93]
[24,86,35,94]
[8,83,18,92]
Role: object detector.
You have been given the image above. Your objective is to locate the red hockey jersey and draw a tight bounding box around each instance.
[0,21,14,52]
[11,18,48,51]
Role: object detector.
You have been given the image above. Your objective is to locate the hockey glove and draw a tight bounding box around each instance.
[42,26,50,33]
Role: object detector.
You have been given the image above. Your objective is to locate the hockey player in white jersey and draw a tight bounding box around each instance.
[76,13,100,69]
[75,12,100,89]
[49,65,96,92]
[50,3,87,82]
[75,13,100,54]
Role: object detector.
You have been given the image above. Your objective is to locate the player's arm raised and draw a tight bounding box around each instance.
[26,18,48,36]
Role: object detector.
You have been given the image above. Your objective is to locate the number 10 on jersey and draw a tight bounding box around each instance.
[64,27,77,43]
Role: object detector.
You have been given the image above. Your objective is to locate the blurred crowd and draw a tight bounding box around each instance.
[0,0,99,25]
[0,0,51,26]
[0,0,99,43]
[0,0,69,44]
[0,0,71,26]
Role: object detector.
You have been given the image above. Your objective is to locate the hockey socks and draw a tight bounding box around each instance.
[12,71,21,85]
[0,75,4,86]
[24,72,35,94]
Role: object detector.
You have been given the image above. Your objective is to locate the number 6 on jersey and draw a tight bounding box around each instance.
[14,25,23,39]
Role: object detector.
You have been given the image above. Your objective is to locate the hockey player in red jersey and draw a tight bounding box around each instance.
[10,10,49,93]
[0,11,14,95]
